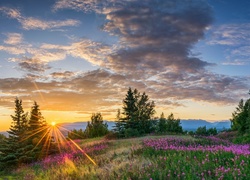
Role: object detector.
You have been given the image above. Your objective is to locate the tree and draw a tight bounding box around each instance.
[230,92,250,143]
[84,113,109,138]
[0,134,6,142]
[27,101,51,159]
[113,109,125,137]
[122,87,138,130]
[157,112,167,133]
[117,87,155,136]
[231,98,250,134]
[207,127,218,136]
[0,98,31,170]
[165,113,183,133]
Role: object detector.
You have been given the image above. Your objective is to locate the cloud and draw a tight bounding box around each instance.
[208,24,250,65]
[18,58,51,72]
[4,33,23,45]
[0,69,249,115]
[208,24,250,46]
[21,18,80,30]
[50,71,76,79]
[54,0,214,75]
[0,7,80,30]
[41,39,112,65]
[0,45,26,55]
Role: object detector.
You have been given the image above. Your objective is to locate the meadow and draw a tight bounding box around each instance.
[1,134,250,180]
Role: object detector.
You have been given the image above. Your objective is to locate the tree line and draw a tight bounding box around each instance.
[69,87,183,139]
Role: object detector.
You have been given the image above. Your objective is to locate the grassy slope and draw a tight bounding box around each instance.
[1,135,250,179]
[0,135,187,179]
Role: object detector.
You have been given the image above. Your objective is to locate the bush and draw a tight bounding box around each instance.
[68,129,85,139]
[104,131,118,140]
[124,128,140,138]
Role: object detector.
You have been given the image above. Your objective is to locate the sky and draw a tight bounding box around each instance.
[0,0,250,131]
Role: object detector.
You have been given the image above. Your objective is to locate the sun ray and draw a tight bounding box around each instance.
[20,125,50,142]
[32,81,45,103]
[57,126,85,139]
[32,126,52,151]
[68,138,97,166]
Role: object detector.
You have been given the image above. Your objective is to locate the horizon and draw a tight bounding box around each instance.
[1,0,250,131]
[0,119,231,132]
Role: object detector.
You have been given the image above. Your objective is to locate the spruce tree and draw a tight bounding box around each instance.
[122,87,138,129]
[157,112,167,133]
[231,99,250,134]
[27,101,50,159]
[113,109,125,137]
[0,98,31,170]
[165,113,183,133]
[117,87,155,137]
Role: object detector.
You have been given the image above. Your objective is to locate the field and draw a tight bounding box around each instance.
[1,134,250,180]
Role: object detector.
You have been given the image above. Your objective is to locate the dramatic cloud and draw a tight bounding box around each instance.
[55,0,214,75]
[0,7,80,30]
[0,69,249,114]
[0,0,249,121]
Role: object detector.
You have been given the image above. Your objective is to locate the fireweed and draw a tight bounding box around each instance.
[140,137,250,179]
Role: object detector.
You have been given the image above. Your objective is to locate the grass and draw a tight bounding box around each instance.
[1,134,250,179]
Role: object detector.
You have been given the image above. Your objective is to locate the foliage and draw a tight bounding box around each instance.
[0,98,31,170]
[27,101,53,159]
[230,92,250,143]
[195,126,217,136]
[0,99,56,172]
[68,129,85,140]
[113,109,125,138]
[115,87,155,137]
[216,131,237,142]
[165,113,183,133]
[84,113,109,138]
[157,112,167,133]
[0,134,6,142]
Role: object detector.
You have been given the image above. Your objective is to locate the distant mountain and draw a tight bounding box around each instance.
[180,120,231,131]
[0,120,231,136]
[58,120,230,133]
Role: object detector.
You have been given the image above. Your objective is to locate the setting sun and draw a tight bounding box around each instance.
[51,122,56,126]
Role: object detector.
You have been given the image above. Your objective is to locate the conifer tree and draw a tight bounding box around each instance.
[113,109,125,137]
[122,87,138,129]
[117,87,155,137]
[165,113,183,133]
[157,112,167,133]
[27,101,50,159]
[231,98,250,134]
[0,98,31,170]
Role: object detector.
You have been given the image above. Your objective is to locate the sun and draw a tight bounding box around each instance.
[51,122,56,126]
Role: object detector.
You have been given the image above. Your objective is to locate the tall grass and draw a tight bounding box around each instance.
[1,135,249,180]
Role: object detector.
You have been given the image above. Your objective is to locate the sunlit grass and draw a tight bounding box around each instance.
[2,134,250,179]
